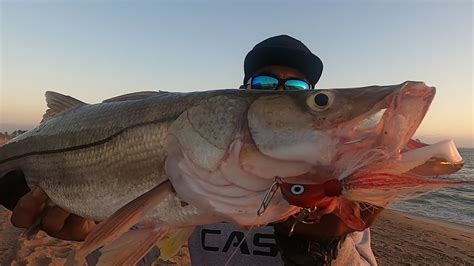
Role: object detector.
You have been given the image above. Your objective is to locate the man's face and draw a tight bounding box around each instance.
[246,65,311,91]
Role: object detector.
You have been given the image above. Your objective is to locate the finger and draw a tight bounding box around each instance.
[41,205,71,233]
[49,214,96,241]
[11,186,49,228]
[71,218,96,241]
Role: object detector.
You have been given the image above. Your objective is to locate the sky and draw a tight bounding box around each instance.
[0,0,473,147]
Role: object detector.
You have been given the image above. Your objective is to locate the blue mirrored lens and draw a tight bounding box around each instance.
[284,80,310,91]
[251,76,279,90]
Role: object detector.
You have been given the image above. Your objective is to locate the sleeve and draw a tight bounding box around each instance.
[0,170,30,211]
[348,229,377,266]
[329,228,377,266]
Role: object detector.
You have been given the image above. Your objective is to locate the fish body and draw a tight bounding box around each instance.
[1,91,208,223]
[0,81,467,263]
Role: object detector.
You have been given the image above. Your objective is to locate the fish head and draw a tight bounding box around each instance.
[246,81,468,230]
[247,81,437,177]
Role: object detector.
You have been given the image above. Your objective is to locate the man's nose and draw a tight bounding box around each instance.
[276,84,285,91]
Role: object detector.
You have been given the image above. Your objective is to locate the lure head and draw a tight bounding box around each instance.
[279,179,343,209]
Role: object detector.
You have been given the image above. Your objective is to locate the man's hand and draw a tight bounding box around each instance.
[274,206,383,241]
[11,186,96,241]
[272,204,383,265]
[1,171,95,241]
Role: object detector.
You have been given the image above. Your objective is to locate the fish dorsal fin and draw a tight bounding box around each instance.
[102,91,164,103]
[42,91,86,121]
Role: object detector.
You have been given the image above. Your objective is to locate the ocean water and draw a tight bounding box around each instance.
[390,148,474,227]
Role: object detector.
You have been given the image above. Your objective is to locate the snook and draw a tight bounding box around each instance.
[0,81,465,263]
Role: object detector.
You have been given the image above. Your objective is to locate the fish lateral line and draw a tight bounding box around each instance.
[0,116,177,165]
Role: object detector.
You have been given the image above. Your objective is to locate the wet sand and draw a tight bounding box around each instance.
[0,207,472,265]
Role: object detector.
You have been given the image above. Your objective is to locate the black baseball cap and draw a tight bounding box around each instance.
[243,35,323,86]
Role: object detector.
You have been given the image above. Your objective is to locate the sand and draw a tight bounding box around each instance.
[0,207,80,265]
[371,210,474,265]
[0,207,472,265]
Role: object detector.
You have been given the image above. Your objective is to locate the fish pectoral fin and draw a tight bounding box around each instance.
[42,91,87,121]
[156,227,195,261]
[76,181,174,262]
[96,227,168,266]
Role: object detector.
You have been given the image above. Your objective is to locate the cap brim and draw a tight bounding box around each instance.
[244,47,323,85]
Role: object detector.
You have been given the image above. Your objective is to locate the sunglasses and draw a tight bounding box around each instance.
[248,75,312,91]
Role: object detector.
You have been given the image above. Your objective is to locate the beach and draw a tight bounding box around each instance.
[0,207,472,265]
[371,210,473,265]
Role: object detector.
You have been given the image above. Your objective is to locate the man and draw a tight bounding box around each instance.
[188,35,380,265]
[0,35,380,265]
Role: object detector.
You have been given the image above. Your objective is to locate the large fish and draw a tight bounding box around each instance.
[0,81,466,264]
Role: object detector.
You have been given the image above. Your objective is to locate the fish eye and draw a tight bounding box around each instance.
[290,184,305,195]
[315,93,329,106]
[306,91,334,111]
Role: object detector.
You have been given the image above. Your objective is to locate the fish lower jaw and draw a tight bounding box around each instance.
[377,140,463,175]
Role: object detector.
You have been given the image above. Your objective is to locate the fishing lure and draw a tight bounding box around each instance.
[279,179,343,208]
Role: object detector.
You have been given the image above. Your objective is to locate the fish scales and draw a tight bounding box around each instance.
[22,122,170,221]
[0,90,245,162]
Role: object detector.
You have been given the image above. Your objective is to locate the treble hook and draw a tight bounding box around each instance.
[288,207,319,237]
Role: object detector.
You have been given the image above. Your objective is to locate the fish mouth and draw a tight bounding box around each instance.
[335,81,463,177]
[272,82,465,229]
[399,139,464,176]
[246,81,463,181]
[376,81,436,153]
[342,81,435,150]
